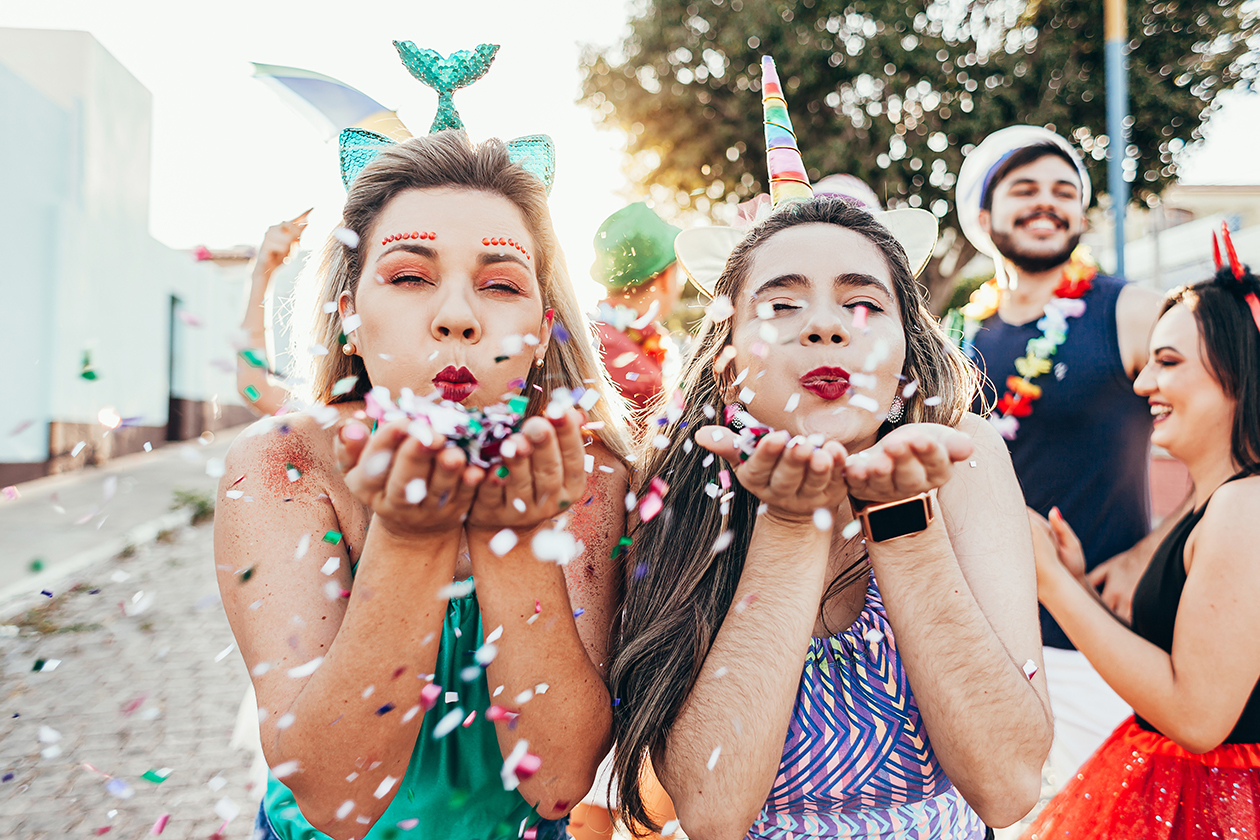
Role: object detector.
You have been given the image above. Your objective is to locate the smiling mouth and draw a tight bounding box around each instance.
[1151,404,1172,422]
[433,366,478,402]
[800,367,851,401]
[1017,213,1068,233]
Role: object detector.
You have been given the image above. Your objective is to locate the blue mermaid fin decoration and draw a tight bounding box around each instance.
[392,41,500,133]
[338,42,556,192]
[506,135,556,195]
[339,127,397,188]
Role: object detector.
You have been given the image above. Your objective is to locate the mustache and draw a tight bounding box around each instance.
[1014,210,1069,228]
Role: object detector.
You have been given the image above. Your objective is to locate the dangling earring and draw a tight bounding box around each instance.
[534,355,545,368]
[342,342,356,356]
[886,395,905,424]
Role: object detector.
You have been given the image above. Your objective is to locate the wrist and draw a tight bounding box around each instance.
[370,514,463,548]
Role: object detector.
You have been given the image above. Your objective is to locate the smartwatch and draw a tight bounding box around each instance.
[854,492,934,543]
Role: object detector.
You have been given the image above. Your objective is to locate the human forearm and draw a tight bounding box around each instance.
[1040,571,1214,751]
[269,524,459,837]
[659,514,830,839]
[872,518,1050,826]
[469,527,612,818]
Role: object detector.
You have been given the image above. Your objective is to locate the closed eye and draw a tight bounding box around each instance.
[389,273,434,287]
[481,279,524,294]
[846,301,884,313]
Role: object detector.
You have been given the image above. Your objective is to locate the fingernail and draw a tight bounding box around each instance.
[342,423,367,441]
[526,423,548,443]
[548,414,566,428]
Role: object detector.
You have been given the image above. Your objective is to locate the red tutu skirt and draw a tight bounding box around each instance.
[1024,717,1260,839]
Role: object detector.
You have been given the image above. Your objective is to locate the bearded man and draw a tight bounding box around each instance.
[953,126,1185,793]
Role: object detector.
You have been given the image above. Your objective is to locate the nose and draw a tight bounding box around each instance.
[800,303,850,346]
[430,285,481,343]
[1133,359,1156,397]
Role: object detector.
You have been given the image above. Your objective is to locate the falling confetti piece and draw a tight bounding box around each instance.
[923,395,943,406]
[106,778,134,799]
[405,478,427,504]
[1022,659,1038,680]
[852,304,869,331]
[149,814,170,835]
[321,557,340,575]
[323,530,342,545]
[711,531,734,553]
[141,768,172,784]
[841,520,862,539]
[271,760,300,779]
[661,819,682,837]
[287,657,324,678]
[902,380,919,398]
[863,628,884,646]
[420,683,443,710]
[706,746,722,770]
[784,393,800,412]
[438,580,474,599]
[332,227,360,248]
[331,376,359,397]
[848,394,879,412]
[342,313,362,333]
[1,486,18,501]
[489,529,518,556]
[376,703,396,716]
[336,800,355,820]
[432,709,464,739]
[813,509,833,530]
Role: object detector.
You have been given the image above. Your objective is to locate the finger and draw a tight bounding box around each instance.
[941,428,975,462]
[909,436,955,487]
[450,464,485,513]
[523,417,564,505]
[499,432,534,509]
[738,430,789,489]
[554,408,588,502]
[384,434,439,504]
[1048,507,1080,550]
[798,447,837,496]
[823,442,850,495]
[347,419,409,494]
[428,447,470,509]
[336,420,370,473]
[695,425,743,466]
[888,438,934,493]
[766,436,813,496]
[291,208,312,226]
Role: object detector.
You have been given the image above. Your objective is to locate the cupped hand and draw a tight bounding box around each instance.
[697,425,849,524]
[466,408,589,533]
[844,423,973,503]
[335,417,482,538]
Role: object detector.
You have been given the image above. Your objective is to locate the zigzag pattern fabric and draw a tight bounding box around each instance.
[749,573,986,839]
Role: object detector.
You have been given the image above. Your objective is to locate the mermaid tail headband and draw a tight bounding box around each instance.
[338,41,555,193]
[1212,223,1260,333]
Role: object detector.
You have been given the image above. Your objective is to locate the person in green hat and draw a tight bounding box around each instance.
[591,202,684,418]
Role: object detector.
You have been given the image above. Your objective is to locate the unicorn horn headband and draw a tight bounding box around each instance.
[674,55,939,296]
[337,42,555,193]
[1212,223,1260,333]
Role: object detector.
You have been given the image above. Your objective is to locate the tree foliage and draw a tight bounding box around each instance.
[580,0,1258,305]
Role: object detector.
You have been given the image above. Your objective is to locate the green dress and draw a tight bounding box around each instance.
[261,586,555,839]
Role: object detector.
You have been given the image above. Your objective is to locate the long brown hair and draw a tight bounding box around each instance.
[296,130,631,460]
[609,197,977,833]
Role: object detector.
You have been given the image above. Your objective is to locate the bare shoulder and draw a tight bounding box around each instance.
[223,410,342,486]
[939,413,1026,534]
[1117,282,1166,374]
[1197,475,1260,542]
[944,413,1016,491]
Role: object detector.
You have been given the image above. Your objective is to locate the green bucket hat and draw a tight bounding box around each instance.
[591,202,682,290]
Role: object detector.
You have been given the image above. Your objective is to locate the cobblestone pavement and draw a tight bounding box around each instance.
[0,518,260,839]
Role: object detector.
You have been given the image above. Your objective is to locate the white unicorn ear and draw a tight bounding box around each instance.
[874,208,938,279]
[674,227,748,298]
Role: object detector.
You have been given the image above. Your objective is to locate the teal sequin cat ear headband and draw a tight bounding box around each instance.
[338,41,555,193]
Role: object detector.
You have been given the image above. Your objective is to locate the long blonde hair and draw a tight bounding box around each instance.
[297,131,631,460]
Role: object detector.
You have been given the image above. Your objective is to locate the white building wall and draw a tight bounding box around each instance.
[0,28,254,477]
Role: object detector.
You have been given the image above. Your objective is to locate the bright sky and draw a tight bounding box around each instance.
[0,0,637,308]
[1,0,1256,312]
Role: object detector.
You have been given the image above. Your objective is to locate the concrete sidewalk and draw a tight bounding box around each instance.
[0,426,248,615]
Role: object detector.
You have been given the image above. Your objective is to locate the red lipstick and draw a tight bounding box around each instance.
[433,365,478,402]
[800,366,850,401]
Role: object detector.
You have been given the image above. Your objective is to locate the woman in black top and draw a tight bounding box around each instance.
[1023,233,1260,839]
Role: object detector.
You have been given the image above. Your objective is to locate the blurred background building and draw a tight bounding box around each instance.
[0,29,301,485]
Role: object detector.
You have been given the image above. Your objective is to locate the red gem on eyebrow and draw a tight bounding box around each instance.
[411,231,419,239]
[482,238,490,245]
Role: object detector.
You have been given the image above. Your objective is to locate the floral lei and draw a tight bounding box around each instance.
[950,246,1098,440]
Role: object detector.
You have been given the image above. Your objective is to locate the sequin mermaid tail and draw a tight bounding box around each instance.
[392,41,499,133]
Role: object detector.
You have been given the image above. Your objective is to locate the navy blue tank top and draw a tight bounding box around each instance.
[968,274,1153,649]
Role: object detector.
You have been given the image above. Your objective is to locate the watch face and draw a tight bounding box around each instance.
[866,498,929,542]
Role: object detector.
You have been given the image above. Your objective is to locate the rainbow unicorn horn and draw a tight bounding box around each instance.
[761,56,813,206]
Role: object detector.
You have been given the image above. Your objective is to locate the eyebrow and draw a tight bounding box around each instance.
[378,243,533,273]
[478,252,531,272]
[1151,345,1182,356]
[1007,177,1080,192]
[752,272,892,298]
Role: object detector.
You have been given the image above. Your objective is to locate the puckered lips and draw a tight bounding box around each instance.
[800,366,851,401]
[434,365,477,402]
